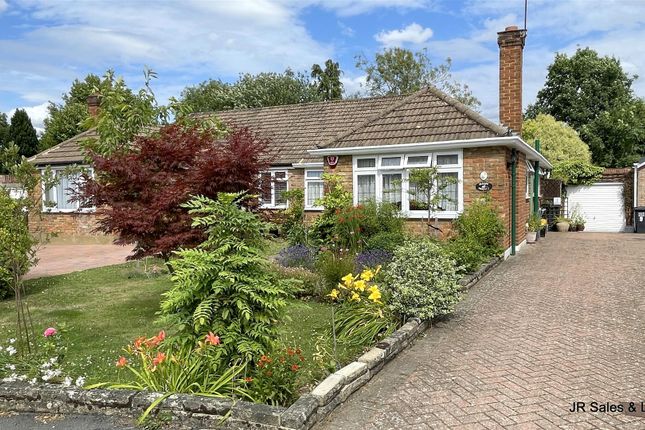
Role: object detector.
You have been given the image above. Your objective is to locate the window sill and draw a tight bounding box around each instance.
[304,207,323,211]
[42,209,96,214]
[405,211,461,220]
[259,205,287,210]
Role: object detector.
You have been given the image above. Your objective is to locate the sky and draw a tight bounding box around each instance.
[2,0,645,133]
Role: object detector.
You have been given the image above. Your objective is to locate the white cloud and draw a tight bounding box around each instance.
[375,23,434,47]
[0,0,7,13]
[6,102,49,133]
[341,74,367,97]
[303,0,431,17]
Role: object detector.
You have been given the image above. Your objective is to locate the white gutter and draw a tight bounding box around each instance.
[308,136,553,169]
[292,162,324,168]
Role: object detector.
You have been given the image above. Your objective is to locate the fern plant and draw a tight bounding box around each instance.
[159,193,289,364]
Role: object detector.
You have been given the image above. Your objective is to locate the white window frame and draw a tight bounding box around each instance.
[40,167,94,213]
[259,169,289,209]
[352,151,463,219]
[304,169,324,210]
[526,160,535,199]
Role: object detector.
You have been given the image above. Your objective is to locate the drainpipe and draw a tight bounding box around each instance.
[533,139,541,215]
[510,149,518,256]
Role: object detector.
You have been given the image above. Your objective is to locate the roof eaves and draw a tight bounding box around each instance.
[28,128,97,165]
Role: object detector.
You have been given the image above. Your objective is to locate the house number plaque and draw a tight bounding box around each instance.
[476,181,493,192]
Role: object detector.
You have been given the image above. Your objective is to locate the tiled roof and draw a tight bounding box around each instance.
[29,88,508,166]
[29,129,97,166]
[320,87,508,149]
[195,95,404,164]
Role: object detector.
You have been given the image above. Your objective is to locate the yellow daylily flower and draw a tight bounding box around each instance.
[350,292,361,302]
[327,289,339,300]
[368,289,382,303]
[360,269,374,281]
[368,285,380,294]
[341,273,354,287]
[353,280,366,291]
[338,282,347,290]
[374,265,382,276]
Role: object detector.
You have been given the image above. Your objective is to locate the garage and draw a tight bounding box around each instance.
[567,183,626,232]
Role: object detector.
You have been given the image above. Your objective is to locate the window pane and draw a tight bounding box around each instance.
[438,172,458,212]
[260,172,272,204]
[409,181,429,211]
[306,170,323,179]
[275,180,287,206]
[382,173,402,209]
[436,154,459,165]
[57,174,78,210]
[381,157,401,167]
[357,158,376,168]
[274,171,286,180]
[407,155,428,165]
[357,175,376,203]
[306,181,323,206]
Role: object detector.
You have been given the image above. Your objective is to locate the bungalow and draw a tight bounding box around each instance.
[28,25,551,257]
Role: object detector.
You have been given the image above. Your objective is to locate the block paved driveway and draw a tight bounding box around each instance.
[24,244,132,280]
[318,233,645,430]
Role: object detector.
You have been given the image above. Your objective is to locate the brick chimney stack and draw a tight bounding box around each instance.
[497,25,526,134]
[87,94,100,117]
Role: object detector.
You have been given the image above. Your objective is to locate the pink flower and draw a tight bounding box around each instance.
[43,327,57,337]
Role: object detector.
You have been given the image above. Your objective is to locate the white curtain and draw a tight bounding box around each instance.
[357,175,375,203]
[382,173,402,208]
[439,172,458,212]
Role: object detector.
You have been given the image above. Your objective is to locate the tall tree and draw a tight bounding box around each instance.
[0,113,9,173]
[9,109,39,158]
[39,74,103,151]
[522,114,592,164]
[526,48,644,167]
[355,47,480,109]
[311,59,343,100]
[181,69,323,112]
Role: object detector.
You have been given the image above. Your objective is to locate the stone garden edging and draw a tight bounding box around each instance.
[0,257,502,429]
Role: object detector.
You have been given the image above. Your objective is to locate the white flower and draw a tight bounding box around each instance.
[49,357,57,364]
[6,346,16,356]
[63,377,72,387]
[75,376,86,387]
[17,374,27,381]
[8,338,15,344]
[29,378,37,385]
[0,346,4,351]
[5,364,15,371]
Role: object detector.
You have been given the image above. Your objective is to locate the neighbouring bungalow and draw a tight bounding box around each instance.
[28,26,551,257]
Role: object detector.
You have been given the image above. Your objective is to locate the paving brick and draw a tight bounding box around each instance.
[315,234,645,429]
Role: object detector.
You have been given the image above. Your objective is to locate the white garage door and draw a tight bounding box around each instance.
[567,183,626,232]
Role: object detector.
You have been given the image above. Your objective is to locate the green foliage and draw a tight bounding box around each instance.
[248,347,305,407]
[522,114,591,164]
[384,240,461,320]
[365,231,406,253]
[408,167,458,234]
[181,69,323,112]
[527,213,542,232]
[311,59,343,101]
[159,193,289,364]
[355,47,480,109]
[358,201,404,238]
[452,197,505,256]
[310,173,352,245]
[0,113,9,173]
[270,265,325,299]
[526,48,644,167]
[443,236,488,275]
[8,109,39,158]
[552,160,604,185]
[315,251,355,290]
[281,189,308,246]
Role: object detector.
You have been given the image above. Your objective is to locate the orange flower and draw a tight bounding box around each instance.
[291,364,300,372]
[133,336,146,350]
[152,351,166,367]
[156,330,166,342]
[244,377,253,383]
[205,332,220,346]
[286,348,295,356]
[116,356,128,368]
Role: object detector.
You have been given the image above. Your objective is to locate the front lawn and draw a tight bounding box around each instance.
[0,261,347,386]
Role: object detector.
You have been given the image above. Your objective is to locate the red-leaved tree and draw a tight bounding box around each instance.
[79,124,269,261]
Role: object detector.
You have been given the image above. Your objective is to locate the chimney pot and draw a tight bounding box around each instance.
[505,25,519,31]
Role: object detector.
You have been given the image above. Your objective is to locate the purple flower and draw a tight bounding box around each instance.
[276,245,317,269]
[355,249,392,271]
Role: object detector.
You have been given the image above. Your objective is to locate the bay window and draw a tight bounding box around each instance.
[41,167,93,212]
[353,151,463,218]
[260,170,288,208]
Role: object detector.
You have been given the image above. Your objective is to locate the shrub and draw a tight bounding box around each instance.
[365,231,406,253]
[281,189,309,246]
[452,197,505,256]
[270,265,325,298]
[333,205,365,252]
[355,249,393,271]
[310,174,352,246]
[275,245,317,270]
[552,160,603,185]
[359,201,404,238]
[384,240,461,320]
[328,267,399,347]
[443,236,488,274]
[315,250,355,290]
[159,193,289,363]
[248,347,305,407]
